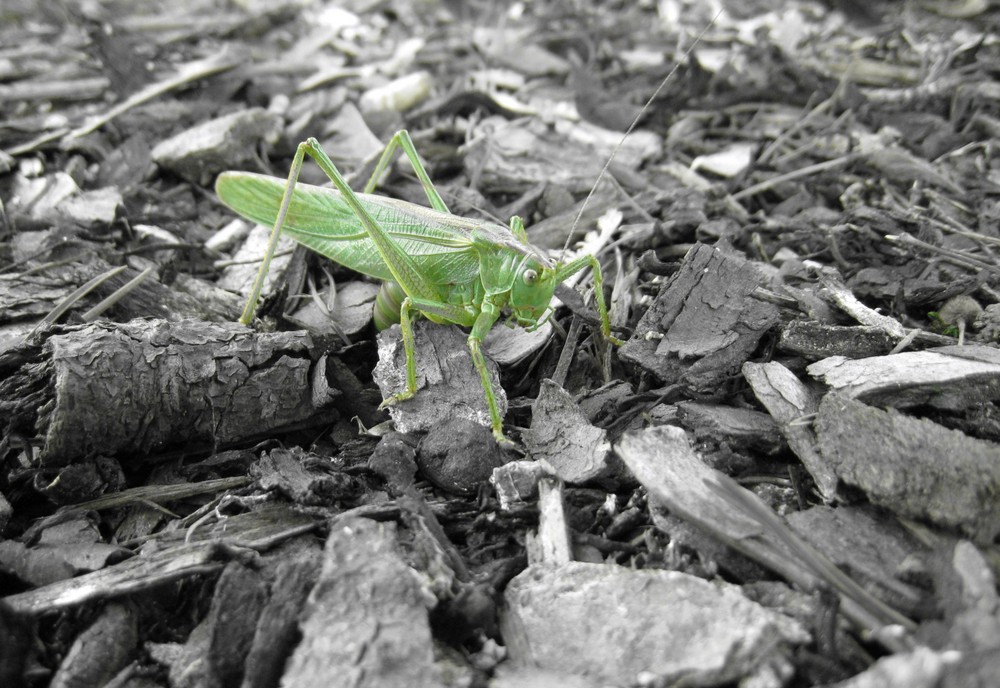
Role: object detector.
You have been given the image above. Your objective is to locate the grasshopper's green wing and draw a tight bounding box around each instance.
[216,171,484,285]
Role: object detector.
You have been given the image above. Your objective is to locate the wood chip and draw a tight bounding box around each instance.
[523,379,615,484]
[619,243,779,393]
[815,392,1000,544]
[501,560,808,685]
[743,360,839,500]
[281,518,438,687]
[373,321,505,436]
[808,345,1000,410]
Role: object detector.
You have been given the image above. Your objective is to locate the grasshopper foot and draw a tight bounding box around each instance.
[493,429,517,447]
[378,390,416,410]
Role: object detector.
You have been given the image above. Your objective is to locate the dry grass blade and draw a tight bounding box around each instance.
[25,264,129,340]
[703,474,918,636]
[81,266,155,322]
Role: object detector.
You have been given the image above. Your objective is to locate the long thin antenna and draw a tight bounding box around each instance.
[566,9,723,250]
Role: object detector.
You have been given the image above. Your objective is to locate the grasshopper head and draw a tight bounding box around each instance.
[509,258,559,330]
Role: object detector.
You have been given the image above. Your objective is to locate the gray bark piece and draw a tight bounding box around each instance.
[4,503,319,615]
[282,518,439,688]
[946,541,1000,654]
[206,562,269,687]
[368,432,418,494]
[0,319,331,466]
[373,322,505,435]
[287,281,380,337]
[807,345,1000,411]
[416,417,505,494]
[743,361,839,500]
[50,602,137,688]
[217,221,295,298]
[0,514,131,586]
[491,666,603,688]
[823,647,951,688]
[0,491,11,532]
[151,108,282,185]
[675,400,783,455]
[619,243,779,393]
[523,379,615,484]
[778,321,896,359]
[815,393,1000,544]
[483,320,552,366]
[242,546,322,688]
[56,186,122,226]
[616,425,914,642]
[251,447,362,506]
[818,271,906,339]
[461,117,657,195]
[527,479,573,566]
[786,506,929,619]
[501,561,807,686]
[491,460,552,510]
[618,425,797,554]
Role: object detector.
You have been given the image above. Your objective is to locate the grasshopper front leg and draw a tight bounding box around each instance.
[466,298,507,443]
[554,254,624,347]
[380,295,510,444]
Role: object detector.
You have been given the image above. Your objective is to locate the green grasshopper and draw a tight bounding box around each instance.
[216,131,621,443]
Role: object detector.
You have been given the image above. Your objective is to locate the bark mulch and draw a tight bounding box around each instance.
[2,0,1000,686]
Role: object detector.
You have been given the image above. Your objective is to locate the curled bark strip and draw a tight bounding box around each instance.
[0,319,333,466]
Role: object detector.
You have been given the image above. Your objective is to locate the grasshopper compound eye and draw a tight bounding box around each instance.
[523,269,538,285]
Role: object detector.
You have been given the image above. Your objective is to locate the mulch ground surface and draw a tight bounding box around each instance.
[2,1,1000,686]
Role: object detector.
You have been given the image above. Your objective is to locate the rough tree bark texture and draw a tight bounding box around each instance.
[619,243,779,392]
[0,319,333,466]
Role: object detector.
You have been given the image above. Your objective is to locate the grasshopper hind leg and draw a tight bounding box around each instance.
[365,130,450,214]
